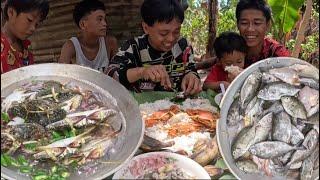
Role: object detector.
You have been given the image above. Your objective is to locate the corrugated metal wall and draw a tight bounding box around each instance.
[29,0,144,63]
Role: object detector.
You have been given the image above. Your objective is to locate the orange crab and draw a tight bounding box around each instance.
[167,122,204,137]
[186,109,219,130]
[145,105,180,127]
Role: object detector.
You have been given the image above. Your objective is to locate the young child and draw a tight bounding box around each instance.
[106,0,201,95]
[59,0,118,72]
[203,31,248,91]
[1,0,49,74]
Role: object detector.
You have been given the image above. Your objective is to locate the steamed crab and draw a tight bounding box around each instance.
[1,123,49,154]
[140,104,220,166]
[144,105,219,134]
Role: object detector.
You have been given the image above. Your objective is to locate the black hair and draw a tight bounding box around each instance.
[141,0,184,26]
[3,0,49,21]
[214,31,248,59]
[236,0,272,23]
[73,0,106,28]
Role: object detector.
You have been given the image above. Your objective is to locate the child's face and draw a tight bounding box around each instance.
[81,10,107,36]
[220,51,245,70]
[142,18,181,52]
[8,9,42,40]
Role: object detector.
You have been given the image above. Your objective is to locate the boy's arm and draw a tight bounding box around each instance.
[58,40,76,64]
[106,40,140,88]
[105,35,119,60]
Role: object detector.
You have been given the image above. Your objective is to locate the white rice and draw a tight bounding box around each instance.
[140,98,217,156]
[181,98,218,113]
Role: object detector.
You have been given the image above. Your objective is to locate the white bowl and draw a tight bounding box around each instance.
[112,151,210,179]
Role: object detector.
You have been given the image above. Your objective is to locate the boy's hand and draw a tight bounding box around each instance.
[227,68,243,82]
[141,65,171,88]
[181,73,202,95]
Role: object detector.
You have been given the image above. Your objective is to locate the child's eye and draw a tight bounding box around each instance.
[27,18,33,22]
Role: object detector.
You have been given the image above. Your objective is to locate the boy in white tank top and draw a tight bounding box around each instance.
[58,0,118,72]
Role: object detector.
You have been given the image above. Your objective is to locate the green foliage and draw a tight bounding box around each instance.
[286,8,319,61]
[181,0,208,55]
[217,6,237,36]
[268,0,305,41]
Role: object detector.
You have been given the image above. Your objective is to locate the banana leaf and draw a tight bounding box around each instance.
[131,89,219,107]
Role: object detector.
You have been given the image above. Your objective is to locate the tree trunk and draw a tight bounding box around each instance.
[291,0,313,58]
[206,0,218,57]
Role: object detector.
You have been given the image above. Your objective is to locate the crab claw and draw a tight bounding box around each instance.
[186,109,219,129]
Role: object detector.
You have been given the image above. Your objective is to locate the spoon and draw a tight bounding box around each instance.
[220,83,226,95]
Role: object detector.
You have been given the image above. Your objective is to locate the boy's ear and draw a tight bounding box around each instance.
[142,22,149,34]
[79,19,86,30]
[7,7,17,19]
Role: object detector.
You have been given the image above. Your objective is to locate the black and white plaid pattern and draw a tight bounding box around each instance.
[106,34,198,92]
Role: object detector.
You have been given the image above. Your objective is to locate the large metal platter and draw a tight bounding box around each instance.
[217,57,319,180]
[1,63,145,180]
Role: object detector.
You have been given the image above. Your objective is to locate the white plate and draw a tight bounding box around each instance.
[112,151,210,179]
[214,93,223,105]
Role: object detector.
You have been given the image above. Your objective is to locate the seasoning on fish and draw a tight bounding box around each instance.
[240,70,262,109]
[298,86,319,118]
[269,67,300,86]
[286,129,319,167]
[244,97,264,126]
[300,77,319,90]
[281,96,307,119]
[261,72,280,84]
[272,111,291,143]
[227,97,242,126]
[300,147,319,180]
[227,63,319,178]
[236,160,260,174]
[257,82,300,101]
[290,124,305,145]
[248,141,302,159]
[232,113,273,159]
[288,64,319,80]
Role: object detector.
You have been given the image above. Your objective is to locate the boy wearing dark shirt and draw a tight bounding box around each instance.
[106,0,201,95]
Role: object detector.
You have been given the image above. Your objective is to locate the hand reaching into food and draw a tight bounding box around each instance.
[181,72,202,95]
[141,65,172,89]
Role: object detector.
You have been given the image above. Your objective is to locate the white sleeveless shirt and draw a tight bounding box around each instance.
[70,37,109,72]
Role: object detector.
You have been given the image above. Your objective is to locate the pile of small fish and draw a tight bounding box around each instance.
[227,64,319,179]
[1,80,121,166]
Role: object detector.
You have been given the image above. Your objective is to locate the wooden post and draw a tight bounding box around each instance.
[291,0,313,58]
[206,0,218,57]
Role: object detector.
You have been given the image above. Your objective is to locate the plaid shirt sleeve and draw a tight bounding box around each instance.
[105,39,140,89]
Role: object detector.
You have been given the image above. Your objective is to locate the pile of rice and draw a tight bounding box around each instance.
[139,98,218,155]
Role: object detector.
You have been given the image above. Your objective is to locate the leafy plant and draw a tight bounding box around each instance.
[181,0,208,56]
[268,0,305,43]
[217,4,237,36]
